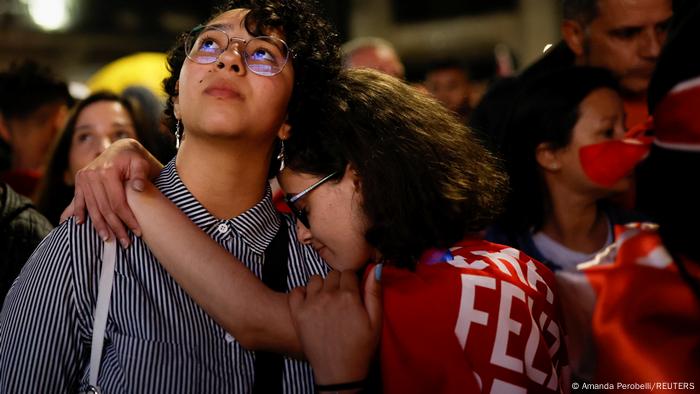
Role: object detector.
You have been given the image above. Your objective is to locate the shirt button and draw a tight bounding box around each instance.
[225,333,235,343]
[217,223,229,234]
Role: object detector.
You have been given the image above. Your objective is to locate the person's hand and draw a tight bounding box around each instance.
[60,138,162,248]
[288,265,383,389]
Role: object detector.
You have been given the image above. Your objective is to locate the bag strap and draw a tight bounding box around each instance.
[87,240,118,392]
[252,219,289,394]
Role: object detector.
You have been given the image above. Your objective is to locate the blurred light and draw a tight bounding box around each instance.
[27,0,71,31]
[543,43,553,53]
[69,81,90,100]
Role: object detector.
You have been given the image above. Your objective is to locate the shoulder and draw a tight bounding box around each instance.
[0,185,52,238]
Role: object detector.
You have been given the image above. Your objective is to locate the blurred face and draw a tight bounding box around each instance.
[64,101,137,185]
[581,0,672,96]
[548,88,629,196]
[425,68,471,113]
[3,101,68,171]
[174,9,294,145]
[346,46,405,80]
[278,168,376,271]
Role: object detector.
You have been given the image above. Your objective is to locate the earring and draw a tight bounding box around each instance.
[277,139,286,171]
[175,120,182,149]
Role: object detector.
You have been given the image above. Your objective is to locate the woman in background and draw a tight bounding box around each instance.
[35,91,149,224]
[487,67,647,272]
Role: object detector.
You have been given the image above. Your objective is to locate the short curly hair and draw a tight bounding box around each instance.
[162,0,340,177]
[286,69,508,269]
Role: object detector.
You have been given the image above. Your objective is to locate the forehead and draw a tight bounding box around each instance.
[206,9,248,31]
[77,101,127,121]
[206,8,284,39]
[579,87,622,116]
[594,0,672,27]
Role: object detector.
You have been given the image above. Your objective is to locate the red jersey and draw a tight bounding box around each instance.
[377,239,566,393]
[565,223,700,384]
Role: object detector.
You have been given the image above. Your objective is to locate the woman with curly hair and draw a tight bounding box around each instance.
[0,0,340,391]
[67,69,567,393]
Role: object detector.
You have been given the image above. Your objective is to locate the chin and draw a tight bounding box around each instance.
[620,78,650,97]
[609,177,632,194]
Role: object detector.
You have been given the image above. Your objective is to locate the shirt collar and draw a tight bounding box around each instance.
[154,159,281,255]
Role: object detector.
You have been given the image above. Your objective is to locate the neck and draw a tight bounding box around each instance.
[621,90,647,105]
[541,180,608,253]
[175,134,273,219]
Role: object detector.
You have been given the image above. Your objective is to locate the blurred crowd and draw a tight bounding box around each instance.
[0,0,697,392]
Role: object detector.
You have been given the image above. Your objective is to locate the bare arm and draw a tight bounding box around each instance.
[125,181,302,356]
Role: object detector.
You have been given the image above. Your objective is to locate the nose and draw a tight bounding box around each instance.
[295,219,313,245]
[640,29,663,59]
[217,39,246,75]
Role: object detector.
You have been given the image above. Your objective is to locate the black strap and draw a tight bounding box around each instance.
[252,219,289,394]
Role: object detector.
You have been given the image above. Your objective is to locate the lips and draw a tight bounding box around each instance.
[204,81,243,100]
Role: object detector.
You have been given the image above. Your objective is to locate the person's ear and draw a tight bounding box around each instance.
[277,122,291,140]
[0,114,12,143]
[535,142,562,172]
[344,163,362,191]
[561,20,586,57]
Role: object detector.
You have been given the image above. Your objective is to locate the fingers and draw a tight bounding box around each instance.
[86,169,130,247]
[305,275,324,296]
[73,183,86,224]
[105,173,141,238]
[323,270,341,291]
[363,264,383,331]
[60,199,75,224]
[129,158,152,193]
[80,172,112,242]
[288,286,307,320]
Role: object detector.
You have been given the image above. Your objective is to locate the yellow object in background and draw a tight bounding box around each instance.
[87,52,169,100]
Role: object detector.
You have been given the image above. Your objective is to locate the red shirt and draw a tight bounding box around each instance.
[376,239,567,393]
[579,223,700,383]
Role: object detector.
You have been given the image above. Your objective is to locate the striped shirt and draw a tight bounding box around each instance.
[0,160,329,393]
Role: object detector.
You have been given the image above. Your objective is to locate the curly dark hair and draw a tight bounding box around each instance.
[498,66,619,233]
[285,68,507,269]
[162,0,340,178]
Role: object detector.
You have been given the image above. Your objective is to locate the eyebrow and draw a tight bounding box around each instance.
[207,19,247,31]
[608,15,674,34]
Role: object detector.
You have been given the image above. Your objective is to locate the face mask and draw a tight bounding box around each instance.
[579,118,653,187]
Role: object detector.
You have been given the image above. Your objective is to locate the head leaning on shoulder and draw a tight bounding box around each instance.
[162,0,341,178]
[279,68,507,271]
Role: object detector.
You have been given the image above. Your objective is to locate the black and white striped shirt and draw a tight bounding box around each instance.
[0,160,329,393]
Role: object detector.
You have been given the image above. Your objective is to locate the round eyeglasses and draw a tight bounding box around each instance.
[184,25,291,77]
